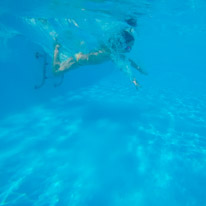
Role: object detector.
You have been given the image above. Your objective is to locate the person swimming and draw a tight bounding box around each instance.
[53,18,147,88]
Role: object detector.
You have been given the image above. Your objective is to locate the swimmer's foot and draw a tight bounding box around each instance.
[57,43,61,49]
[54,43,61,51]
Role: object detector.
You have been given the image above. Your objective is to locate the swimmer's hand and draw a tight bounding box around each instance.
[132,79,141,90]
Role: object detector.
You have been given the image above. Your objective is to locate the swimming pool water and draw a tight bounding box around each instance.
[0,0,206,205]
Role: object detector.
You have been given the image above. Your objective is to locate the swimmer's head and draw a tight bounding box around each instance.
[121,30,135,52]
[108,30,135,53]
[125,18,137,27]
[122,30,135,44]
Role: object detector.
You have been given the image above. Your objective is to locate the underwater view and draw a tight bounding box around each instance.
[0,0,206,205]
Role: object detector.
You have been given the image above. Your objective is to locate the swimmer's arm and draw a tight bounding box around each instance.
[118,55,141,89]
[53,44,109,70]
[128,58,147,75]
[119,54,147,75]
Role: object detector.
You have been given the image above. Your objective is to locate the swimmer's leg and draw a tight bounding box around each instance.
[53,43,108,74]
[53,43,77,74]
[53,44,61,73]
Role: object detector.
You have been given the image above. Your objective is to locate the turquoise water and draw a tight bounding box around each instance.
[0,0,206,205]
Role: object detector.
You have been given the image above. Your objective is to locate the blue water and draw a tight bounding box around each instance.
[0,0,206,205]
